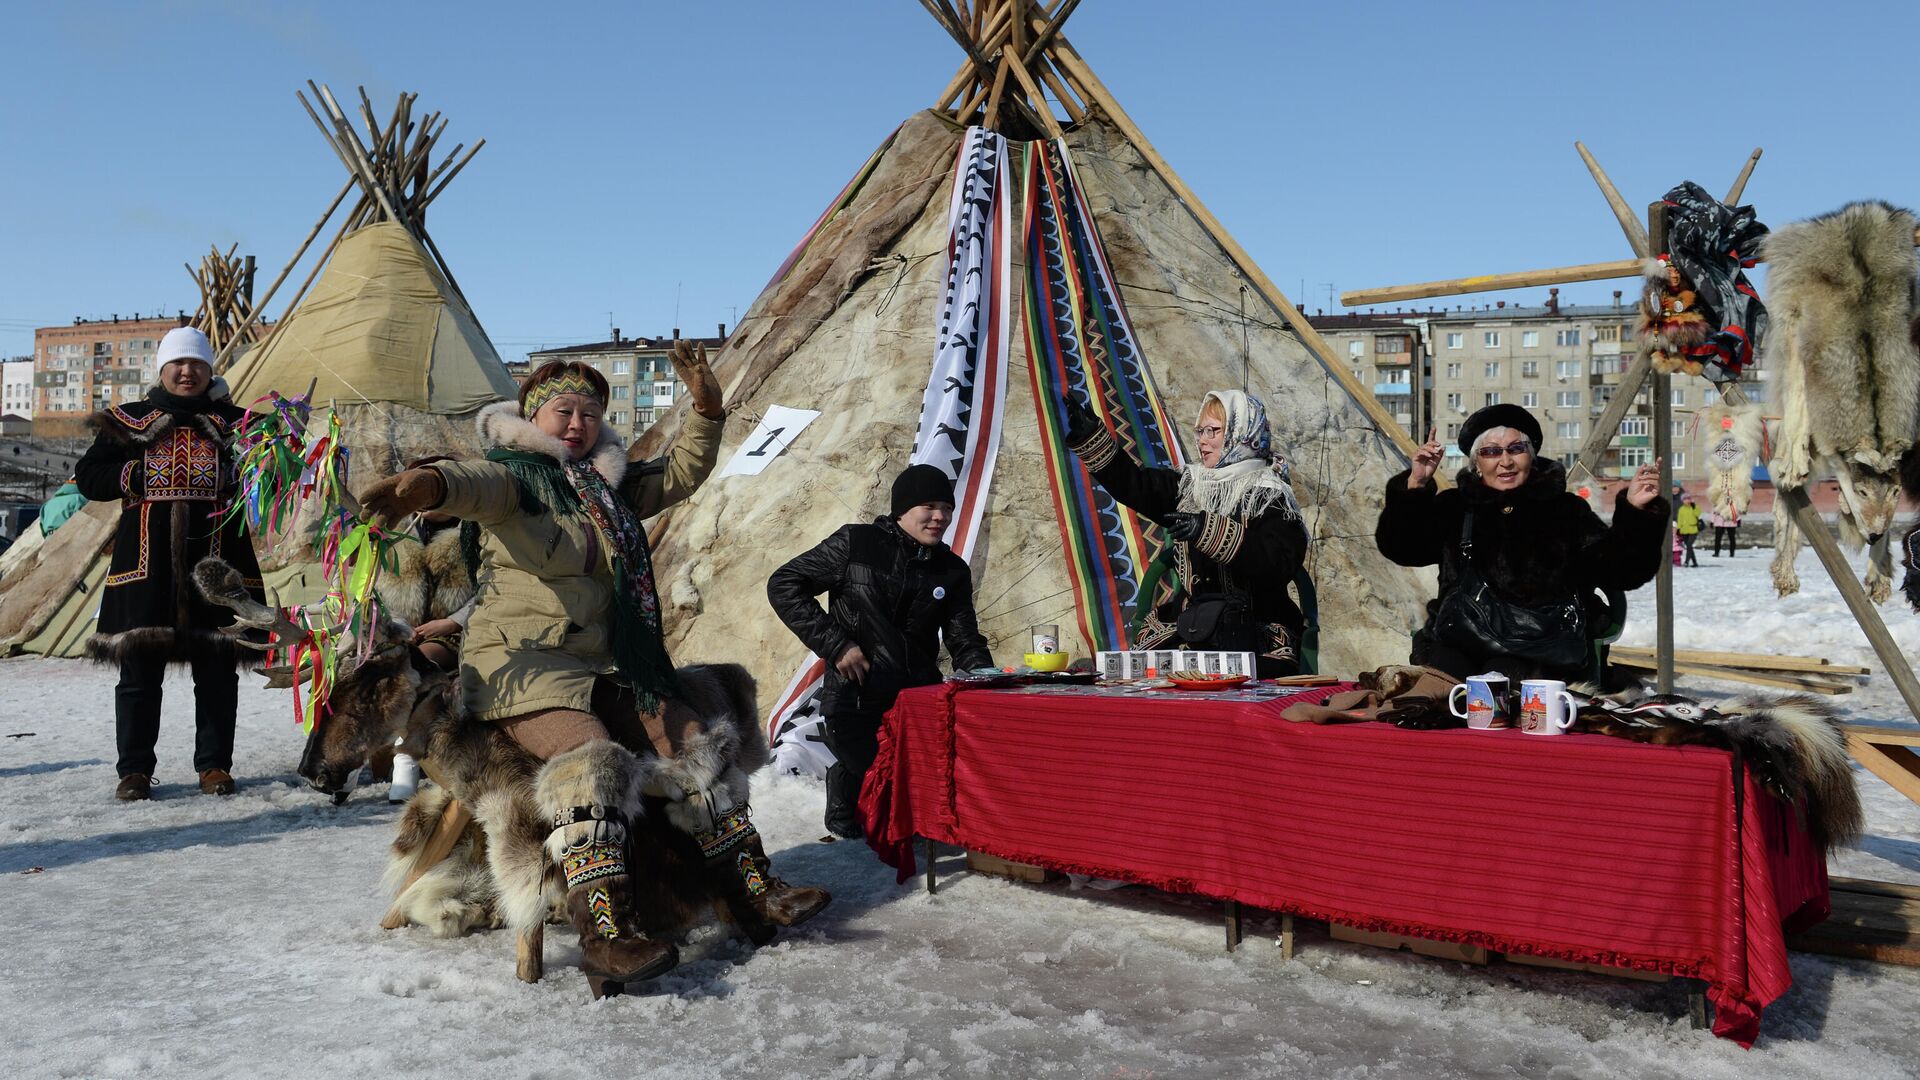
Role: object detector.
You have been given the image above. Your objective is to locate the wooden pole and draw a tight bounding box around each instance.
[1575,142,1650,257]
[1048,34,1417,457]
[1649,202,1674,693]
[1341,259,1644,308]
[214,174,356,371]
[1725,148,1762,204]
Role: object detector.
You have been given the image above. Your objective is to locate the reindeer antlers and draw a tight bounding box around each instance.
[192,557,344,651]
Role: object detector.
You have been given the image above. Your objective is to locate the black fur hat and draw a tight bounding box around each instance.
[1457,403,1544,455]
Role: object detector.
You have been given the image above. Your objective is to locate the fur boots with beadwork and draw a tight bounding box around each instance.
[669,779,830,945]
[535,741,678,995]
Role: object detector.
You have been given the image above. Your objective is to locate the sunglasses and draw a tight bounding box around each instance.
[1474,441,1533,460]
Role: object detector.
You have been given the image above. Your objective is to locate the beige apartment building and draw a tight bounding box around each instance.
[1314,295,1753,483]
[31,314,190,436]
[525,325,729,440]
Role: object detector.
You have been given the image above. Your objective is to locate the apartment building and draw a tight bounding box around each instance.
[31,313,189,437]
[1319,294,1748,483]
[3,359,34,421]
[1310,313,1432,440]
[524,325,729,439]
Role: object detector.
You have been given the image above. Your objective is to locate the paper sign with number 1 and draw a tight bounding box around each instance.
[717,405,822,478]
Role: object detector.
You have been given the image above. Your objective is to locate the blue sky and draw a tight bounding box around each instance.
[3,0,1915,361]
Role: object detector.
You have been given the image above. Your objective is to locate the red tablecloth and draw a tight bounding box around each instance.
[860,683,1830,1047]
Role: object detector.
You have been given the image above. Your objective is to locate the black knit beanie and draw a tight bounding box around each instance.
[1457,403,1544,455]
[891,463,955,518]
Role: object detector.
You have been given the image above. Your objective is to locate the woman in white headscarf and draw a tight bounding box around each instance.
[1067,389,1310,677]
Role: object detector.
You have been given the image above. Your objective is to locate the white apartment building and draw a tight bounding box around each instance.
[3,359,35,421]
[525,326,729,440]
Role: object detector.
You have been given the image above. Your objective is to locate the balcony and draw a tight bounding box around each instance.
[1618,435,1649,447]
[1372,382,1411,396]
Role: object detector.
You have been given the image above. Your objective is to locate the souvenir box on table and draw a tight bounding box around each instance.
[1096,649,1259,680]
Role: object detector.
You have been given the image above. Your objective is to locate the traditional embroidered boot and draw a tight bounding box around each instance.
[536,741,678,996]
[693,798,831,945]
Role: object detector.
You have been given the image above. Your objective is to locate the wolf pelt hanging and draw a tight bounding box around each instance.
[1762,200,1920,601]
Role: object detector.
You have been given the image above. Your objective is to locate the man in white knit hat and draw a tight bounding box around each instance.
[72,326,265,801]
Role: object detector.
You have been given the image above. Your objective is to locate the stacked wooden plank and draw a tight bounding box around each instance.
[1608,647,1868,695]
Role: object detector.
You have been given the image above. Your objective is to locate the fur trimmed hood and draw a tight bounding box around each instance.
[475,401,627,487]
[87,392,235,448]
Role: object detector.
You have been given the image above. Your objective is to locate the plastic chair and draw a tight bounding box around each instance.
[1292,567,1321,676]
[1587,585,1628,686]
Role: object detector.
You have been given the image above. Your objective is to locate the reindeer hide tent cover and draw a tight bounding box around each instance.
[632,110,1432,730]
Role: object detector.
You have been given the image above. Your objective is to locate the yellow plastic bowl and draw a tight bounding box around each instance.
[1023,652,1071,672]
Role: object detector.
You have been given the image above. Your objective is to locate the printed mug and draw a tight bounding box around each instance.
[1517,679,1578,735]
[1030,624,1060,655]
[1447,672,1512,730]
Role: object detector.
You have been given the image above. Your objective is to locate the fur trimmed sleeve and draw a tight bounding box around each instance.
[1194,510,1307,583]
[1572,492,1669,591]
[1375,469,1443,568]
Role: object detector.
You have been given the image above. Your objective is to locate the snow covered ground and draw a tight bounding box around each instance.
[4,545,1919,1079]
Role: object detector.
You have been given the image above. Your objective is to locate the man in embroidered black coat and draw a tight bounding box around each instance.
[72,327,263,800]
[768,464,993,839]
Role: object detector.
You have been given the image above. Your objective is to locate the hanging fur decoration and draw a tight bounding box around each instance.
[1638,182,1769,382]
[1570,689,1863,853]
[1697,403,1764,518]
[1764,200,1920,602]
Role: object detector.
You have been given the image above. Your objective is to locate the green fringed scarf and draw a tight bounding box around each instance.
[461,447,678,709]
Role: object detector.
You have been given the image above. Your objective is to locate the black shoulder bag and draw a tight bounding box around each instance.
[1430,510,1589,671]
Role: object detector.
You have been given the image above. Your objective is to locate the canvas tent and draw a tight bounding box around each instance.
[630,2,1435,728]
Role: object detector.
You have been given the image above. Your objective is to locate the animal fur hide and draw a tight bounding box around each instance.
[1764,200,1920,601]
[1697,404,1764,519]
[1571,689,1863,852]
[1902,449,1920,612]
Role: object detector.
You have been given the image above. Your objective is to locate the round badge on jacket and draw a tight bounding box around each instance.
[933,586,946,599]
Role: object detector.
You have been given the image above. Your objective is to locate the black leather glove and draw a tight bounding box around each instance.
[1161,512,1204,542]
[1064,395,1102,445]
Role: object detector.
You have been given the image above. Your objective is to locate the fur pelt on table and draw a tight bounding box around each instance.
[1569,688,1862,853]
[1764,200,1920,604]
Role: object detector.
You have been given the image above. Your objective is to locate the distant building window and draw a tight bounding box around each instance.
[1595,385,1616,405]
[1556,421,1581,440]
[637,409,655,425]
[612,385,629,400]
[612,360,630,375]
[1672,451,1686,469]
[1483,392,1502,407]
[1556,391,1581,407]
[654,384,673,402]
[1621,417,1649,436]
[1620,447,1650,468]
[1483,362,1500,379]
[1591,356,1625,375]
[1375,335,1406,354]
[1743,383,1767,403]
[1596,325,1621,342]
[1348,340,1365,356]
[1483,331,1501,348]
[1521,331,1540,348]
[1382,368,1409,385]
[1521,391,1539,407]
[1445,363,1462,379]
[1521,360,1539,377]
[1446,332,1463,349]
[1671,388,1686,405]
[609,410,628,425]
[1445,392,1463,411]
[1446,423,1462,439]
[1671,420,1688,438]
[1555,359,1581,379]
[1556,329,1581,346]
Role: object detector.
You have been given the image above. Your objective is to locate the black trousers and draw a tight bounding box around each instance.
[1681,533,1699,567]
[1713,526,1737,556]
[115,652,239,779]
[821,709,884,839]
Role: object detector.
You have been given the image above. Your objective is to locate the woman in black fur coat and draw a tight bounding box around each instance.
[1375,404,1668,683]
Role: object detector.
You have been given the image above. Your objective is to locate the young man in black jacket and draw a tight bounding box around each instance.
[767,464,993,839]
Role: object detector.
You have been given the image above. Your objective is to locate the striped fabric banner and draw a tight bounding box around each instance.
[767,127,1013,743]
[1022,138,1184,653]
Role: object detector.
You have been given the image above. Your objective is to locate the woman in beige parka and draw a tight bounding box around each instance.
[363,350,828,992]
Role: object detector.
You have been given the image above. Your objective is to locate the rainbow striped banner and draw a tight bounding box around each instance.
[1022,139,1184,653]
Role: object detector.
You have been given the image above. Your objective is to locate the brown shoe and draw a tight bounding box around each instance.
[198,769,236,796]
[115,774,152,802]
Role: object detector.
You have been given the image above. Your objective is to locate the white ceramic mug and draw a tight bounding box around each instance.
[1517,679,1577,735]
[1447,672,1511,730]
